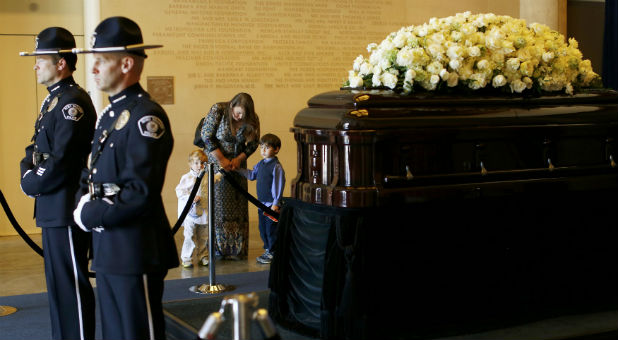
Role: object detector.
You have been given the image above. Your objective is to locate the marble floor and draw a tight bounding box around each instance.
[0,222,269,297]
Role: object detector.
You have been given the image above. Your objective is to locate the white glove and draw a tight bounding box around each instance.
[73,193,91,232]
[20,170,34,198]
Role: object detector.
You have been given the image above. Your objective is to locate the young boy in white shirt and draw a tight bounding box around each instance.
[175,149,209,267]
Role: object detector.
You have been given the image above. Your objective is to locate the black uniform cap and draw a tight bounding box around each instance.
[19,27,76,56]
[72,16,161,58]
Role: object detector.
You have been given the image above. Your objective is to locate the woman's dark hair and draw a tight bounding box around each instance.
[226,92,260,142]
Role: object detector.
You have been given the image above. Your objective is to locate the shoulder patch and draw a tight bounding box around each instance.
[137,115,165,139]
[61,104,84,121]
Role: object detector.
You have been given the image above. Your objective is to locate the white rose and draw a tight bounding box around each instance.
[492,74,507,87]
[405,69,416,83]
[378,58,391,72]
[367,43,378,53]
[439,68,449,80]
[372,73,382,87]
[449,58,461,70]
[506,58,520,71]
[485,28,505,50]
[468,46,481,57]
[349,74,364,88]
[368,52,379,65]
[427,60,443,74]
[430,74,440,85]
[380,40,395,51]
[542,52,554,63]
[461,23,476,35]
[396,47,414,67]
[382,72,398,89]
[416,25,428,37]
[476,59,489,70]
[358,62,373,76]
[451,31,463,42]
[427,44,444,58]
[469,73,487,89]
[393,31,411,48]
[447,45,463,60]
[510,79,527,93]
[353,55,364,72]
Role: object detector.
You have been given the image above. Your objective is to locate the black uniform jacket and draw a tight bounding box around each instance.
[78,83,179,275]
[20,76,96,228]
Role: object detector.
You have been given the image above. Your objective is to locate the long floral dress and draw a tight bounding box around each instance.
[201,103,259,258]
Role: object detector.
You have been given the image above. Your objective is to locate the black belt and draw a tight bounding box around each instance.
[88,182,120,199]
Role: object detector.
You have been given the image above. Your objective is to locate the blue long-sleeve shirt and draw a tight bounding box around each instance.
[237,157,285,207]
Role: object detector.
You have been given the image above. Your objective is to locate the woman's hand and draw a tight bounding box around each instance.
[211,149,233,171]
[230,153,247,171]
[219,157,233,171]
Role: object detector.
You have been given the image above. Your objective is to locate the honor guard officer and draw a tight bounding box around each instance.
[72,17,179,340]
[19,27,96,340]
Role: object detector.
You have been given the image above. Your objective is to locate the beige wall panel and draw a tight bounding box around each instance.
[0,0,84,35]
[0,36,41,235]
[404,0,519,24]
[520,0,564,33]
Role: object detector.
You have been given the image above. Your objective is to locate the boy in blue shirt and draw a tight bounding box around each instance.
[237,133,285,264]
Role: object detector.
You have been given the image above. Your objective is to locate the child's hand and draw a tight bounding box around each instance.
[214,173,223,183]
[193,195,200,203]
[272,205,280,212]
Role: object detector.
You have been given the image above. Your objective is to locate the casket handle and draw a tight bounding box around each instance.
[475,143,488,175]
[605,137,616,168]
[405,165,414,180]
[543,138,555,171]
[480,161,488,176]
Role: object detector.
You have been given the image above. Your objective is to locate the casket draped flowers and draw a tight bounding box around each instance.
[344,12,600,95]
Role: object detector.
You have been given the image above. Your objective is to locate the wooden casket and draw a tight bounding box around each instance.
[269,89,618,340]
[290,89,618,208]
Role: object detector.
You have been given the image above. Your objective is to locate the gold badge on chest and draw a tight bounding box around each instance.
[47,97,59,112]
[115,110,130,130]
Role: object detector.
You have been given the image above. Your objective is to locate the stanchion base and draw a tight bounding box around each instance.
[189,283,235,295]
[0,305,18,317]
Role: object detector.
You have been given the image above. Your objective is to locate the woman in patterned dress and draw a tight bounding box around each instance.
[201,93,260,259]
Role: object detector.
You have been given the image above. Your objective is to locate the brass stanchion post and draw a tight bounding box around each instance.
[190,163,233,295]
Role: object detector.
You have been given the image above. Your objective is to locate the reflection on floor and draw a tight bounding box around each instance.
[0,221,269,297]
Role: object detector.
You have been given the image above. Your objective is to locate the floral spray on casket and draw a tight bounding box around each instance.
[344,12,601,95]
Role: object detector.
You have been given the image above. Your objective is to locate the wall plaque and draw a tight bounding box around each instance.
[147,76,174,105]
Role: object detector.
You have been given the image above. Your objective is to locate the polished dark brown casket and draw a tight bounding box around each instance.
[290,89,618,208]
[270,89,618,340]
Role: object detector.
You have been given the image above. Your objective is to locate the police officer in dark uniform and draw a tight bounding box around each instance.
[19,27,96,340]
[72,17,179,340]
